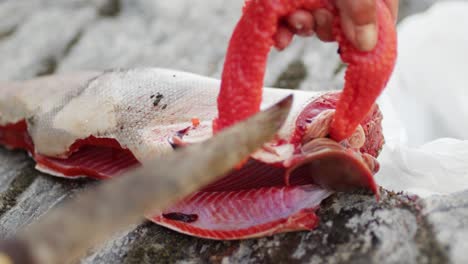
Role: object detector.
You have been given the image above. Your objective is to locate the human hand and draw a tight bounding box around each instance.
[274,0,399,51]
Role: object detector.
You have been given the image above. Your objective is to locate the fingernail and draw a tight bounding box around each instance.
[273,26,294,51]
[355,24,377,51]
[287,10,314,37]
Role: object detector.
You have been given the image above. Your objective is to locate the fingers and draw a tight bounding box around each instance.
[336,0,378,51]
[313,9,335,42]
[274,8,332,50]
[384,0,399,21]
[273,25,294,50]
[275,0,399,51]
[286,10,314,36]
[274,9,315,50]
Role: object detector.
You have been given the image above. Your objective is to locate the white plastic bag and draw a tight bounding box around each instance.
[375,1,468,197]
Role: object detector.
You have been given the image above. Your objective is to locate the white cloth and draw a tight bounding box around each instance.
[376,1,468,197]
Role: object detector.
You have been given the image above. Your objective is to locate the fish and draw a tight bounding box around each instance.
[0,68,383,239]
[0,0,396,240]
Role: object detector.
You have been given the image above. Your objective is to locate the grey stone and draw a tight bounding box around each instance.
[81,227,137,264]
[0,149,29,193]
[423,191,468,264]
[0,175,90,237]
[0,6,97,80]
[59,0,243,77]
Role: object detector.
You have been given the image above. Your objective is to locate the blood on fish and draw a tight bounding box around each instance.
[191,118,200,127]
[162,212,199,223]
[153,185,327,240]
[0,121,33,152]
[213,0,396,143]
[175,126,191,139]
[291,92,341,144]
[0,120,140,179]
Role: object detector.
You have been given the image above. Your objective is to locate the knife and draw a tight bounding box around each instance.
[0,95,292,264]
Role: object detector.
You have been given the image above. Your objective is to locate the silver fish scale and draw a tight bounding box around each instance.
[1,67,319,164]
[30,68,220,161]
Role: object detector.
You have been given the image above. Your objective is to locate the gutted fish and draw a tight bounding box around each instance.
[0,0,398,239]
[0,68,383,239]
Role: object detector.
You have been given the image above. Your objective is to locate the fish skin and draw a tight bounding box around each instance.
[213,0,397,143]
[0,68,383,239]
[151,185,331,240]
[0,69,320,162]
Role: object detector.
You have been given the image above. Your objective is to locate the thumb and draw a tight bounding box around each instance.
[336,0,378,51]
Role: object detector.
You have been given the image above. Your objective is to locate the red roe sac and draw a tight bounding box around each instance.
[213,0,396,143]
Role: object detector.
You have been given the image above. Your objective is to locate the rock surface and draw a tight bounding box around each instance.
[0,0,466,263]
